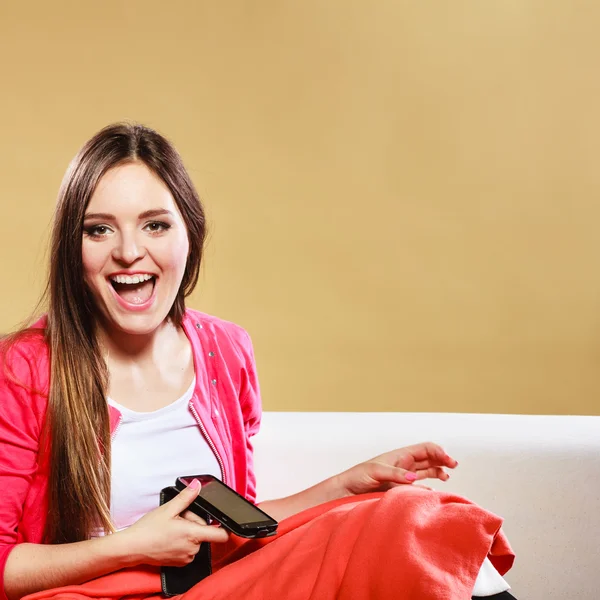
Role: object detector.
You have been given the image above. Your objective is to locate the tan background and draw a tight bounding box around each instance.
[1,1,599,415]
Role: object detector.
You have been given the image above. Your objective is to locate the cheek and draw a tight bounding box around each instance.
[81,241,106,285]
[159,235,190,276]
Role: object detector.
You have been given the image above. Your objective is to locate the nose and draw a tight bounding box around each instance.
[111,229,146,265]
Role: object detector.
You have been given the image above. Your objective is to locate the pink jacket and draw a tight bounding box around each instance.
[0,309,262,600]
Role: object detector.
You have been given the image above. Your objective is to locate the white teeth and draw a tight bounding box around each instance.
[110,274,154,285]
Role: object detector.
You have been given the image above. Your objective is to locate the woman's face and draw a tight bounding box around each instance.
[82,162,190,336]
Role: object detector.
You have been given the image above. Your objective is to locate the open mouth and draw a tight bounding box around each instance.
[109,274,156,306]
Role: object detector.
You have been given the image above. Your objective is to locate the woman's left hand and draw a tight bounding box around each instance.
[336,442,459,496]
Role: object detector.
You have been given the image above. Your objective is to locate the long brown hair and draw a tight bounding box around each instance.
[6,123,206,543]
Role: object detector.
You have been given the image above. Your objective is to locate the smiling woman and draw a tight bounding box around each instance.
[4,124,209,548]
[81,163,190,332]
[0,123,517,600]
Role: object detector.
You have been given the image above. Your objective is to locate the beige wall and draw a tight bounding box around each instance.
[1,1,599,415]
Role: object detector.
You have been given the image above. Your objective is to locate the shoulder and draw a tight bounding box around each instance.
[184,309,261,428]
[184,308,253,351]
[1,317,50,384]
[0,317,50,423]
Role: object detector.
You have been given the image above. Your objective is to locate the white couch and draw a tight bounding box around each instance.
[253,412,600,600]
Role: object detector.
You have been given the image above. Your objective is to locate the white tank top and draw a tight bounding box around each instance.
[107,378,221,531]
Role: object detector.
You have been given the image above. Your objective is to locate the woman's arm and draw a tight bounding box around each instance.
[4,481,228,600]
[258,442,458,521]
[4,533,135,600]
[258,475,345,521]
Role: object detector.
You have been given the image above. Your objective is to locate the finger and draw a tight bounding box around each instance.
[414,466,450,482]
[412,456,458,471]
[181,510,207,526]
[412,460,432,471]
[400,443,459,469]
[165,479,201,516]
[374,444,456,472]
[370,463,419,485]
[196,524,230,544]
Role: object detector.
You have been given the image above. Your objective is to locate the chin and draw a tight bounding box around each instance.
[113,314,166,336]
[99,303,172,337]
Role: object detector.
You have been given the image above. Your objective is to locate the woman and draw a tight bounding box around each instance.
[0,123,515,600]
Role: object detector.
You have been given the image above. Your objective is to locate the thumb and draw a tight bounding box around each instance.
[372,463,418,485]
[166,479,201,516]
[395,467,418,483]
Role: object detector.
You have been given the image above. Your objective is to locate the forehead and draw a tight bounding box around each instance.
[87,162,179,215]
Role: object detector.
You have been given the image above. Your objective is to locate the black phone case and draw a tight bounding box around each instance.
[174,475,278,538]
[159,486,212,597]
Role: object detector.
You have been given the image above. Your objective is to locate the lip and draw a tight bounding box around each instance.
[107,270,158,278]
[107,277,157,313]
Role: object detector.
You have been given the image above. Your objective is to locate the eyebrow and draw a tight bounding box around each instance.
[83,209,175,221]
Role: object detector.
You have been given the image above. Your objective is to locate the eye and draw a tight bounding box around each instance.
[84,224,112,238]
[144,221,171,234]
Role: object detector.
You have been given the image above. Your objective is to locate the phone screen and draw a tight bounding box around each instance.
[179,475,272,525]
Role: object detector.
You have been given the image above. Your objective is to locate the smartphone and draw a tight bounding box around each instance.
[175,474,278,538]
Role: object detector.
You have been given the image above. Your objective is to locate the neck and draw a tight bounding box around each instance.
[96,318,181,365]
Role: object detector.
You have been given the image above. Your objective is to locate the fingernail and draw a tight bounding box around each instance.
[405,472,417,482]
[188,478,200,490]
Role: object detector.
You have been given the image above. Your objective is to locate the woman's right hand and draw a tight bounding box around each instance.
[119,479,229,567]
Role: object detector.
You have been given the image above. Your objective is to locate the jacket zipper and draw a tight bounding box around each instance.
[110,415,122,441]
[189,401,226,484]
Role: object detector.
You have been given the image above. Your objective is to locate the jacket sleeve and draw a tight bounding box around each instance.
[0,342,46,600]
[238,330,262,504]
